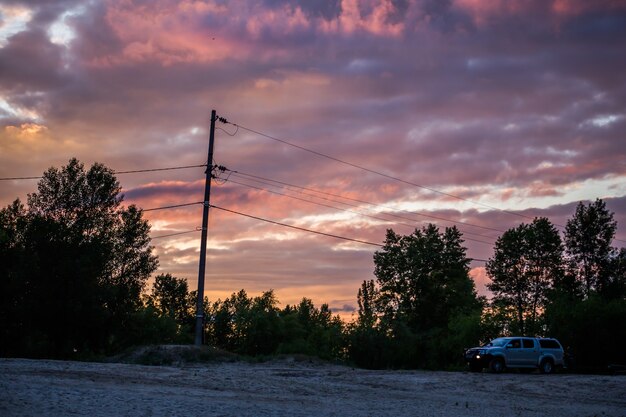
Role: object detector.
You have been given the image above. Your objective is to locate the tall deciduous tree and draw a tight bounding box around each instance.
[0,158,158,357]
[565,199,617,297]
[607,248,626,299]
[150,273,193,323]
[486,218,563,335]
[356,279,377,329]
[373,225,480,333]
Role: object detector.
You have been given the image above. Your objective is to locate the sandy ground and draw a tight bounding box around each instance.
[1,358,625,417]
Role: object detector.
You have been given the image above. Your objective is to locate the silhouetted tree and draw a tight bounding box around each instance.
[349,225,482,368]
[0,159,158,357]
[374,225,480,333]
[486,217,563,335]
[486,218,563,334]
[279,298,344,359]
[607,248,626,299]
[356,280,377,329]
[565,199,617,297]
[0,200,28,355]
[150,273,193,324]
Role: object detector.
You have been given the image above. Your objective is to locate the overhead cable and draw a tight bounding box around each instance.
[209,204,383,247]
[142,202,203,212]
[151,229,200,239]
[220,119,532,220]
[229,169,504,235]
[0,163,207,181]
[224,176,495,246]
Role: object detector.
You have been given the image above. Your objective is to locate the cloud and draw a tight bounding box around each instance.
[1,0,625,312]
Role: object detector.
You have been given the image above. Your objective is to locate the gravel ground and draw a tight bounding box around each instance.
[1,357,625,416]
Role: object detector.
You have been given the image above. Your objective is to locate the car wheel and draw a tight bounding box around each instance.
[489,358,505,373]
[540,359,554,374]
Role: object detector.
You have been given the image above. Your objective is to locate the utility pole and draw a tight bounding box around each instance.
[194,109,217,346]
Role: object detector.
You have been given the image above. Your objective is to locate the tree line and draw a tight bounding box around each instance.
[1,159,624,370]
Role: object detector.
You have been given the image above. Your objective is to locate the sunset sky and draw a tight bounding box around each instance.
[1,0,625,318]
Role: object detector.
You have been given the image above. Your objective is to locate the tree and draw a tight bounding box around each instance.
[207,289,284,355]
[353,225,482,368]
[565,199,617,297]
[356,280,377,329]
[373,225,480,333]
[150,273,193,324]
[486,218,563,335]
[0,158,158,357]
[607,248,626,299]
[0,200,28,355]
[279,298,344,359]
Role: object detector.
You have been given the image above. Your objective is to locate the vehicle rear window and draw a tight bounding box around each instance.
[522,339,534,348]
[539,339,560,349]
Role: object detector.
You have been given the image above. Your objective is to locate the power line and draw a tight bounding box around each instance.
[0,163,207,181]
[0,176,42,181]
[208,204,493,263]
[228,169,505,235]
[142,202,203,212]
[224,176,495,246]
[209,204,384,247]
[115,164,207,174]
[228,169,626,245]
[221,119,533,221]
[151,229,200,239]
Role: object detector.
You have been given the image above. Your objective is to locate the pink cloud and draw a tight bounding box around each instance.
[552,0,626,15]
[470,266,491,298]
[327,0,405,37]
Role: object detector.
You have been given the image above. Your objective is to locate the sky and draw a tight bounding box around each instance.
[1,0,626,318]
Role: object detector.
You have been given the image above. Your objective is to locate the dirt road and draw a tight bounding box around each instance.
[1,358,624,416]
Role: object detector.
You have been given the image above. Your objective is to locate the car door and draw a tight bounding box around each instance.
[520,338,539,366]
[505,338,523,366]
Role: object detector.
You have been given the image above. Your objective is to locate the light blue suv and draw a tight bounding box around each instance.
[465,337,565,373]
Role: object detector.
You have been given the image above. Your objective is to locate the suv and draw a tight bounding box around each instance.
[465,337,565,374]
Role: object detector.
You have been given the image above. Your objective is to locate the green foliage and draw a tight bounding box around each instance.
[205,291,344,360]
[4,165,623,373]
[545,295,626,370]
[0,159,158,358]
[373,225,479,331]
[356,280,377,329]
[207,289,283,355]
[486,217,563,335]
[150,273,194,323]
[278,298,344,359]
[347,225,483,369]
[565,199,618,297]
[484,200,626,372]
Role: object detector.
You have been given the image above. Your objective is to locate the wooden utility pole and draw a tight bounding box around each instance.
[194,109,217,346]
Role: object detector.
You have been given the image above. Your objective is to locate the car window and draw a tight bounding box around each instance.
[487,338,509,347]
[507,339,521,349]
[539,339,561,349]
[522,339,534,348]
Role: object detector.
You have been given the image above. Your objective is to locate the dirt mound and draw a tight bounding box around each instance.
[109,344,239,366]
